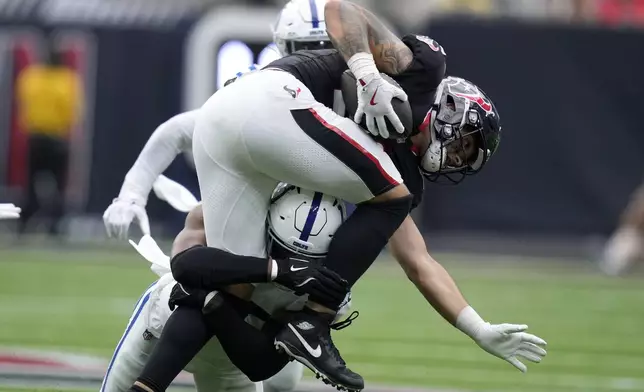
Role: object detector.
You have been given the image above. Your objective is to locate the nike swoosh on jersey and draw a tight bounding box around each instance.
[288,323,322,358]
[290,266,308,272]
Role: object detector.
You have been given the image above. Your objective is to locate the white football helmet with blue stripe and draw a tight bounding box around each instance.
[272,0,333,57]
[267,183,346,259]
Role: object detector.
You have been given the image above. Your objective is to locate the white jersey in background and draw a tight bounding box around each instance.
[104,0,332,238]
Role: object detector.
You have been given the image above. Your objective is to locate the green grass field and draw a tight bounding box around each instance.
[1,247,644,392]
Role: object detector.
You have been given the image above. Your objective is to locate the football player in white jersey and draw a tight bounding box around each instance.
[106,2,546,390]
[101,184,350,392]
[103,1,338,391]
[103,0,334,239]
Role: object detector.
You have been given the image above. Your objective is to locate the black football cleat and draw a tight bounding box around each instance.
[274,308,363,391]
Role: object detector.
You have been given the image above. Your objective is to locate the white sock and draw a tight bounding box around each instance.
[601,227,643,275]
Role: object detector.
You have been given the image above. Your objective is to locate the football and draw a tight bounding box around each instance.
[341,70,414,141]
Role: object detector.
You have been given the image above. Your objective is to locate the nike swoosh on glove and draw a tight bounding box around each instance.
[102,195,150,239]
[273,257,349,310]
[354,73,408,139]
[168,282,208,311]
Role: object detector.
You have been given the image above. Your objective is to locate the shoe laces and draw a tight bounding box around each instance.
[330,311,359,331]
[322,311,359,367]
[321,329,346,366]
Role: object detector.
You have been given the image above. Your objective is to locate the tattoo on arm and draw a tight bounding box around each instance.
[326,1,370,59]
[373,40,414,74]
[325,1,413,74]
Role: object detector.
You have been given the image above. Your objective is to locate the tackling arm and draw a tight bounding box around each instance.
[170,205,258,301]
[104,110,199,238]
[118,110,199,204]
[324,0,413,74]
[169,206,349,308]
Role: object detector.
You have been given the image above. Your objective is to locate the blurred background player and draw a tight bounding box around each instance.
[601,181,644,275]
[15,37,82,237]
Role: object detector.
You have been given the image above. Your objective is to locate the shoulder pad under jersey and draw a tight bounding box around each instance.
[224,64,261,87]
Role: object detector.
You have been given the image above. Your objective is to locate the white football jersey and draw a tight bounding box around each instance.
[235,63,262,78]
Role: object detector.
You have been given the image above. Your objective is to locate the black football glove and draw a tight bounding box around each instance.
[273,257,349,309]
[168,282,209,311]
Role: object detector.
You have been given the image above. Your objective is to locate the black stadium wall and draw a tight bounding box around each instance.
[1,12,643,238]
[415,19,644,237]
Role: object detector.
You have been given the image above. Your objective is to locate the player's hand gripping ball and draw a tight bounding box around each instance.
[341,70,413,142]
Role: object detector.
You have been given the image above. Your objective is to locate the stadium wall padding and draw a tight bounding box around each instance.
[414,19,644,237]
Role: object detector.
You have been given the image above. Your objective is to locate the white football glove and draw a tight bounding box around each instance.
[456,306,547,373]
[102,193,150,239]
[348,53,408,139]
[0,203,21,220]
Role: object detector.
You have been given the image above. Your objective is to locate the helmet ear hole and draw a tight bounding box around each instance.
[446,95,456,111]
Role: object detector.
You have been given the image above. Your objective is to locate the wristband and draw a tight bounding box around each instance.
[455,306,486,339]
[347,52,379,82]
